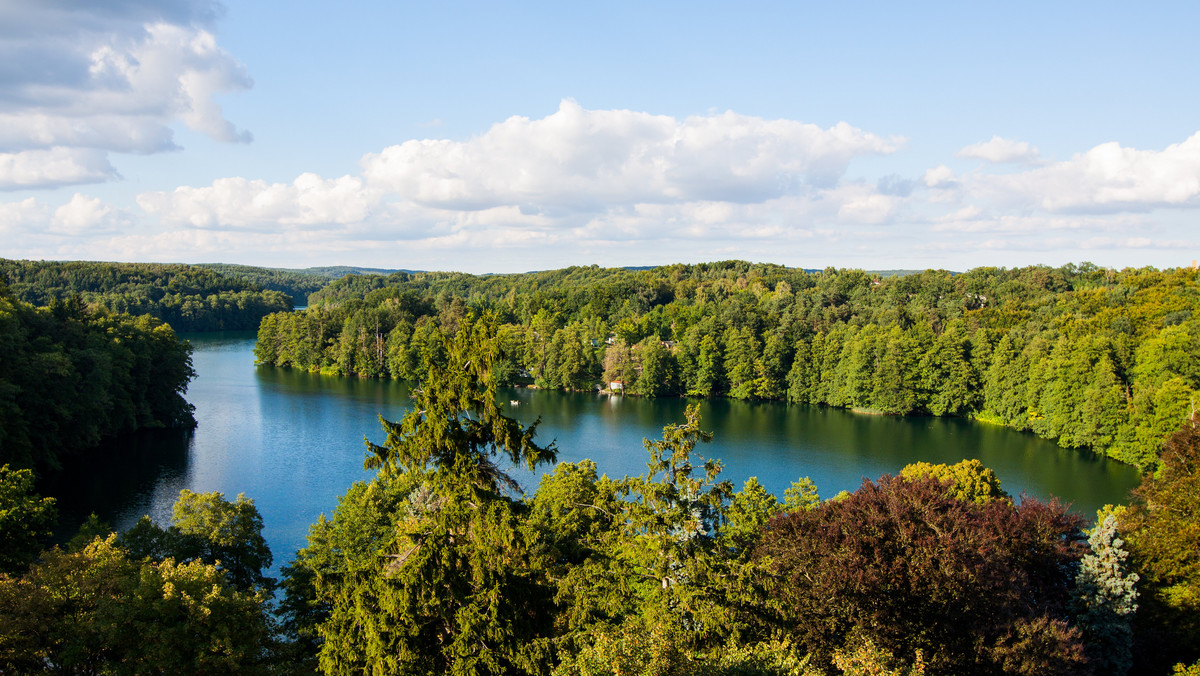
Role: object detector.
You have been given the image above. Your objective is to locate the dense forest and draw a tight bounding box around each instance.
[0,282,196,471]
[1,259,295,332]
[255,261,1200,470]
[196,263,399,307]
[3,326,1197,674]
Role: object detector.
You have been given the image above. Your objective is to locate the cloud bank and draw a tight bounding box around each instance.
[0,0,251,190]
[4,99,1198,271]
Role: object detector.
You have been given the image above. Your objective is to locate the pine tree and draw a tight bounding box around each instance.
[1072,514,1138,675]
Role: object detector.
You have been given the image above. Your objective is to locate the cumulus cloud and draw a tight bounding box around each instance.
[0,197,50,235]
[0,1,251,189]
[968,132,1200,212]
[0,193,129,243]
[0,148,116,189]
[51,193,130,234]
[361,99,902,211]
[138,174,376,229]
[957,136,1041,164]
[922,165,959,189]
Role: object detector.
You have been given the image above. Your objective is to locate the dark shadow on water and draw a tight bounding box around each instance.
[38,427,192,544]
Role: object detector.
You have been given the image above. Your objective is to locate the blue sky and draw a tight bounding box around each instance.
[2,1,1198,273]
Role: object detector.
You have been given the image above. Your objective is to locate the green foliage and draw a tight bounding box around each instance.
[119,490,273,592]
[195,262,341,305]
[0,464,56,575]
[292,321,561,675]
[724,478,781,546]
[1120,415,1200,671]
[1,258,294,331]
[0,534,277,675]
[0,288,195,471]
[832,631,926,676]
[256,261,1200,470]
[782,477,820,513]
[899,458,1009,504]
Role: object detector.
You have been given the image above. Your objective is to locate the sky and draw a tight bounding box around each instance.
[1,1,1198,274]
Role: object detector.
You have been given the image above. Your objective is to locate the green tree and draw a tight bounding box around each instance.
[297,321,560,675]
[1120,415,1200,671]
[0,535,277,675]
[634,336,677,398]
[689,334,724,397]
[120,490,273,592]
[0,464,56,575]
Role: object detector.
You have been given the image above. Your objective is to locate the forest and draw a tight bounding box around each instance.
[254,261,1200,470]
[195,263,400,307]
[2,259,1199,673]
[1,324,1197,675]
[0,259,298,332]
[0,282,196,471]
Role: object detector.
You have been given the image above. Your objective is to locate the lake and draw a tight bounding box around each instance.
[45,332,1141,574]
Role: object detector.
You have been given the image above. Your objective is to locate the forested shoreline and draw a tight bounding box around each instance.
[1,259,297,332]
[0,282,196,471]
[255,261,1200,470]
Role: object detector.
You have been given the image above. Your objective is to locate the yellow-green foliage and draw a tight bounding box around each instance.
[900,458,1008,504]
[0,535,276,674]
[832,632,926,676]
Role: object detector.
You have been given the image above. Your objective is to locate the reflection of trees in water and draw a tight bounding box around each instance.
[38,427,192,543]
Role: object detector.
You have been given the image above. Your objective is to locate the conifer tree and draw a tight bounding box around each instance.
[1072,514,1138,675]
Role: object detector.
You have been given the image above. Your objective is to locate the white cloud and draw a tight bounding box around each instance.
[138,174,376,229]
[361,99,902,211]
[51,193,129,234]
[0,2,251,189]
[957,136,1041,164]
[922,165,958,189]
[0,197,50,235]
[971,132,1200,212]
[0,148,116,189]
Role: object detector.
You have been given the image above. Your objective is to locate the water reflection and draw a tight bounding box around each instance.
[41,334,1141,575]
[40,427,192,542]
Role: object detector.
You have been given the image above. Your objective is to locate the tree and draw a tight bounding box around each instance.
[1120,414,1200,671]
[1072,514,1138,675]
[119,489,273,592]
[0,464,56,575]
[689,334,724,397]
[295,320,561,675]
[0,535,277,675]
[757,473,1089,675]
[634,336,677,397]
[899,459,1009,504]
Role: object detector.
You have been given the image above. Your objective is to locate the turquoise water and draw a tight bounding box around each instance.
[45,332,1141,573]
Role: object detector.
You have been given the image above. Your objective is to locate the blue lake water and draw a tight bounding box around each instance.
[46,332,1141,575]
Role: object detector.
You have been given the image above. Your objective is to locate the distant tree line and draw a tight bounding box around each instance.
[196,263,347,307]
[0,283,195,471]
[254,261,1200,470]
[1,259,294,332]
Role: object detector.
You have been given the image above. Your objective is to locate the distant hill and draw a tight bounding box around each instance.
[0,259,292,331]
[287,265,405,279]
[196,264,410,305]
